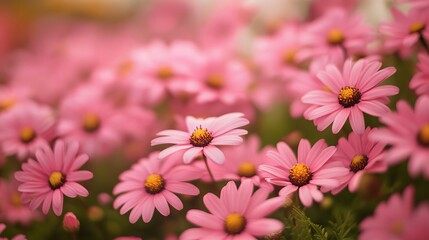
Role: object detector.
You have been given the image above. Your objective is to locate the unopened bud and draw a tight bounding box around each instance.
[63,212,80,232]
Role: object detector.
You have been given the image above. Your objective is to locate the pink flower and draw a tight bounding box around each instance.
[180,180,284,240]
[0,179,42,225]
[379,7,429,57]
[113,152,201,223]
[370,95,429,178]
[0,102,55,159]
[63,212,79,232]
[14,140,93,216]
[301,8,374,60]
[0,223,26,240]
[259,139,348,207]
[359,186,415,240]
[330,127,387,194]
[205,135,274,189]
[402,203,429,240]
[410,53,429,96]
[302,58,398,134]
[151,112,249,164]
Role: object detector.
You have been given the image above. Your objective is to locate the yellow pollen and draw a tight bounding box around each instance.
[338,86,362,108]
[391,220,403,235]
[409,22,425,34]
[289,163,312,187]
[49,171,65,189]
[117,60,134,77]
[206,74,224,89]
[417,124,429,147]
[189,127,213,147]
[282,50,296,65]
[11,192,22,206]
[224,213,246,234]
[20,127,36,144]
[157,66,174,81]
[82,113,101,133]
[238,162,257,178]
[350,154,369,173]
[327,28,345,45]
[144,174,165,194]
[322,86,332,93]
[0,98,16,111]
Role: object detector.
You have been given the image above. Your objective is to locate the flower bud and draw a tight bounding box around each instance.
[63,212,80,232]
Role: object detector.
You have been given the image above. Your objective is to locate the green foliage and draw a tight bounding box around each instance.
[327,209,357,240]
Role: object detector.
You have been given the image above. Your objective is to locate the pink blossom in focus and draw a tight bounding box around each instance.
[180,180,284,240]
[330,127,387,194]
[0,102,55,160]
[410,53,429,96]
[14,140,93,216]
[260,139,349,207]
[370,95,429,179]
[113,152,201,223]
[302,58,398,134]
[151,112,249,164]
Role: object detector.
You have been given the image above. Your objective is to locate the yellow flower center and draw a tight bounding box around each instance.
[391,220,403,235]
[117,60,134,77]
[350,154,368,173]
[82,113,101,133]
[206,74,224,89]
[417,124,429,147]
[0,98,16,111]
[144,174,165,194]
[224,213,246,235]
[11,192,22,206]
[238,162,257,178]
[282,50,296,65]
[49,171,66,189]
[20,127,37,144]
[189,127,213,147]
[409,22,425,34]
[289,163,312,187]
[327,28,345,45]
[157,66,174,81]
[338,86,362,108]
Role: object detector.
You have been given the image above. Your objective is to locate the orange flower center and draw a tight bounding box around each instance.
[49,171,66,189]
[0,98,16,111]
[289,163,312,187]
[82,113,101,133]
[409,22,425,34]
[224,213,246,235]
[206,74,224,89]
[350,154,368,173]
[20,127,37,144]
[117,60,134,77]
[282,50,296,64]
[338,86,361,108]
[327,28,345,45]
[157,66,174,81]
[238,162,257,177]
[11,192,22,206]
[189,127,213,147]
[417,124,429,147]
[144,174,165,194]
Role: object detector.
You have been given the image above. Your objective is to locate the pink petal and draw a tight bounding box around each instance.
[142,197,155,223]
[332,109,350,134]
[186,210,223,230]
[203,146,225,164]
[158,145,192,159]
[52,189,64,216]
[166,182,200,195]
[358,101,390,117]
[362,85,399,100]
[67,171,93,181]
[246,218,284,237]
[154,194,170,216]
[246,196,284,218]
[162,191,183,211]
[279,185,298,196]
[183,147,203,164]
[203,193,228,218]
[42,191,53,214]
[298,186,313,207]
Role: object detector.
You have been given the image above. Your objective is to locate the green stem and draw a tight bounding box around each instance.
[202,154,219,192]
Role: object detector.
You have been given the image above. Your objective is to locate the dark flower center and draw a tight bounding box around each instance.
[327,28,345,45]
[224,213,246,235]
[289,163,312,187]
[338,86,362,108]
[144,174,165,194]
[350,154,368,173]
[49,171,66,189]
[189,127,213,147]
[20,127,37,144]
[82,113,101,133]
[417,124,429,147]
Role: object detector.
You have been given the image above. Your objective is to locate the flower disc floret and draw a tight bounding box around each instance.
[144,174,165,194]
[417,124,429,147]
[289,163,312,187]
[350,154,369,173]
[20,127,37,143]
[238,162,257,178]
[189,127,213,147]
[338,86,362,108]
[327,28,345,45]
[82,113,101,133]
[224,213,246,235]
[49,171,66,189]
[409,22,425,33]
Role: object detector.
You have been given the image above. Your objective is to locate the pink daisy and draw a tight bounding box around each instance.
[0,179,42,225]
[113,152,201,223]
[14,140,93,216]
[330,127,388,194]
[370,95,429,179]
[359,186,415,240]
[205,135,274,189]
[180,180,284,240]
[0,102,55,159]
[259,139,349,207]
[410,53,429,96]
[151,112,249,164]
[300,8,375,60]
[0,223,26,240]
[379,7,429,57]
[302,58,398,134]
[402,203,429,240]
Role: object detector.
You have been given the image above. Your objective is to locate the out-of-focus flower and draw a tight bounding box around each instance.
[309,0,359,19]
[330,127,387,194]
[260,139,348,207]
[371,95,429,179]
[410,53,429,96]
[0,86,31,114]
[63,212,80,232]
[0,223,26,240]
[180,180,284,240]
[403,203,429,240]
[97,192,112,205]
[379,7,429,57]
[301,8,375,60]
[87,206,104,222]
[398,0,429,10]
[113,152,201,223]
[14,140,93,216]
[151,112,249,164]
[0,179,42,225]
[302,58,398,134]
[0,102,55,160]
